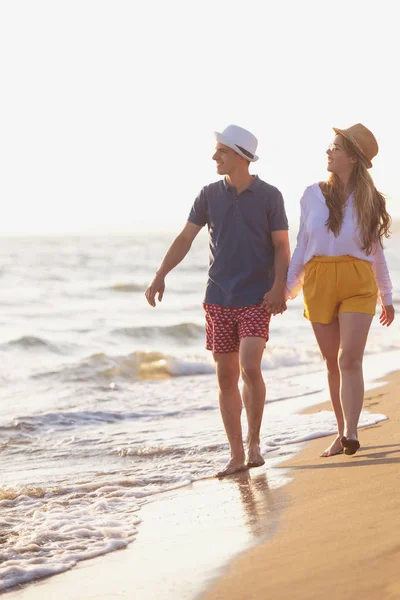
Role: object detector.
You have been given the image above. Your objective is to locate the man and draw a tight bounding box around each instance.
[145,124,290,477]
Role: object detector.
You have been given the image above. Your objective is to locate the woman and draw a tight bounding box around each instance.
[283,123,394,456]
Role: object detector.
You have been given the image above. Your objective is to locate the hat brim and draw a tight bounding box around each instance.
[333,127,373,169]
[214,131,259,162]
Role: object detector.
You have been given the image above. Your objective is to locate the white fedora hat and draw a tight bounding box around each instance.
[214,124,259,162]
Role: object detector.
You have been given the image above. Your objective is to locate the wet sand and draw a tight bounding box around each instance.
[2,468,287,599]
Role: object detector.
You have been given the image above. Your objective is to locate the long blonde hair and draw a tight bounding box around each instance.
[321,136,391,254]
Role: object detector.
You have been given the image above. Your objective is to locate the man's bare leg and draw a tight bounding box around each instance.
[240,337,267,468]
[311,319,344,457]
[214,352,246,477]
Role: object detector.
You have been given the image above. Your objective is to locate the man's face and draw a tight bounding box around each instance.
[212,142,243,175]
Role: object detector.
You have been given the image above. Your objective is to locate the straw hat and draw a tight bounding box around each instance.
[332,123,378,169]
[214,124,259,162]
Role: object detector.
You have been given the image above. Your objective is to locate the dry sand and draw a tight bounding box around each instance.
[3,372,399,600]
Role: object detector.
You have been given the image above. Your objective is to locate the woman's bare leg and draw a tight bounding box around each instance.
[338,312,373,441]
[311,318,343,456]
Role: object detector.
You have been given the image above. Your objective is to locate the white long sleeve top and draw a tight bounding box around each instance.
[286,183,393,306]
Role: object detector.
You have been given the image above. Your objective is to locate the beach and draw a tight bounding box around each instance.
[0,230,399,595]
[2,0,400,596]
[0,229,395,590]
[205,370,400,600]
[3,370,399,599]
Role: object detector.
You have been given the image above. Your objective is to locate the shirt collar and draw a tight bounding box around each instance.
[223,175,260,192]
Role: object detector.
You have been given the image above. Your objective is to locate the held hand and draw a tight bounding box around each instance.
[262,287,287,315]
[145,274,165,307]
[379,304,395,327]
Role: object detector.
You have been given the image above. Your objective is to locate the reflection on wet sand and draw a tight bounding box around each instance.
[216,469,283,540]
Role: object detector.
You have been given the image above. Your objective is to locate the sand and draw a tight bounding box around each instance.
[3,372,399,600]
[204,371,400,600]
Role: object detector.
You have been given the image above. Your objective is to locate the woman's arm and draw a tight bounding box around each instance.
[371,242,393,306]
[286,196,309,299]
[372,242,395,326]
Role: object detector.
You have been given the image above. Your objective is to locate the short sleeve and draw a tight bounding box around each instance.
[267,188,289,231]
[188,187,208,227]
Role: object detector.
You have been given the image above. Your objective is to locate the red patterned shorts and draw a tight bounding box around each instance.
[203,303,271,354]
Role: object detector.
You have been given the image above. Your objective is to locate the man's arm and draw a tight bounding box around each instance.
[262,230,291,314]
[145,221,202,307]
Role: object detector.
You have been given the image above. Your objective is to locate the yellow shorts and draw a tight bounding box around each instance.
[303,256,378,324]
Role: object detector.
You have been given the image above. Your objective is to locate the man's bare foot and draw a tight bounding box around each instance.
[246,444,265,468]
[320,436,344,457]
[215,457,247,478]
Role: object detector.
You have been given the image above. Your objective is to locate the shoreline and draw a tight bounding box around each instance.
[2,471,288,599]
[3,370,399,599]
[204,370,400,600]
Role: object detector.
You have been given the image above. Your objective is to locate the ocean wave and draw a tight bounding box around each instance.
[0,408,185,435]
[0,401,218,436]
[0,481,141,593]
[3,336,56,350]
[33,350,215,383]
[103,282,203,294]
[108,350,215,379]
[116,445,188,458]
[261,344,322,370]
[105,282,144,293]
[33,344,323,385]
[113,322,204,341]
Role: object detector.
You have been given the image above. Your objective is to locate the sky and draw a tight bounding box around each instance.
[1,0,400,234]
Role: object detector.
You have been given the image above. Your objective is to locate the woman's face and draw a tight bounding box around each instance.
[326,134,357,175]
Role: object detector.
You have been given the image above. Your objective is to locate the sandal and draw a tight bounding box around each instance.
[340,436,360,455]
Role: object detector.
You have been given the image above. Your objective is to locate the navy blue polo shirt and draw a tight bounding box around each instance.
[188,175,289,307]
